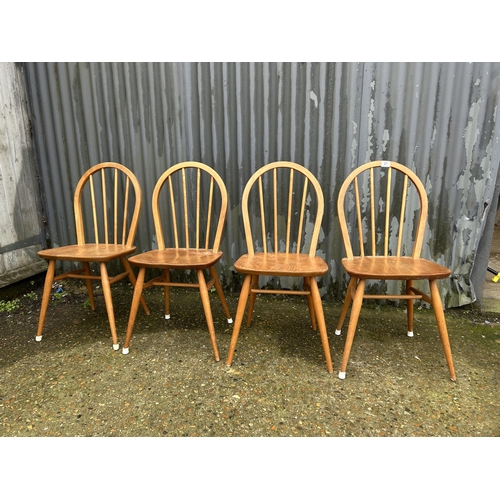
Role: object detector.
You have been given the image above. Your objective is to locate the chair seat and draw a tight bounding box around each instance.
[38,244,136,262]
[128,248,223,269]
[342,256,451,280]
[235,252,328,277]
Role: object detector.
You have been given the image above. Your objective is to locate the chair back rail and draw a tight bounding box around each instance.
[242,161,324,258]
[153,162,227,252]
[338,161,427,260]
[74,162,141,247]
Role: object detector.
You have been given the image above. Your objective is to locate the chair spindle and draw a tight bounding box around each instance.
[397,175,409,257]
[384,167,392,256]
[89,175,99,244]
[101,169,109,244]
[205,177,214,250]
[258,177,267,253]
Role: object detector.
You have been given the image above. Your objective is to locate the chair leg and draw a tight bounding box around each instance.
[429,280,457,381]
[121,257,150,316]
[339,279,365,379]
[122,267,146,354]
[197,269,220,362]
[209,266,233,324]
[309,277,333,373]
[303,276,317,331]
[36,259,56,341]
[99,262,119,350]
[336,276,356,335]
[82,262,95,310]
[163,269,171,319]
[406,279,414,337]
[246,274,259,326]
[227,274,252,367]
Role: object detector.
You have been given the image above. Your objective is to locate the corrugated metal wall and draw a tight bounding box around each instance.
[22,62,500,308]
[0,62,46,287]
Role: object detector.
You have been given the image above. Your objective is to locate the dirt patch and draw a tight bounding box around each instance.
[0,274,499,437]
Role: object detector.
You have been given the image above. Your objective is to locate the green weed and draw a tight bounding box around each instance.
[0,299,21,313]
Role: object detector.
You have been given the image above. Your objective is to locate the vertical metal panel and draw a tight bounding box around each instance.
[23,62,500,307]
[0,63,46,287]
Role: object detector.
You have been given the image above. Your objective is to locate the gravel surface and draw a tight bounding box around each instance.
[1,274,499,439]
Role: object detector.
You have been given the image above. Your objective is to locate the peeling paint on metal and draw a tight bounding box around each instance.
[22,62,500,308]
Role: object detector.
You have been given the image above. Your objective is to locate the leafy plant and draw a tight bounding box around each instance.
[0,299,21,313]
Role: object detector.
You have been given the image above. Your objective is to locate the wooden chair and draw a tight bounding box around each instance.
[36,162,149,349]
[226,161,333,373]
[335,160,456,381]
[122,161,232,360]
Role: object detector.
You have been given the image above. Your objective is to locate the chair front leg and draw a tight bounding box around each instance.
[309,277,333,373]
[339,278,365,379]
[99,262,119,350]
[429,280,457,381]
[197,269,220,362]
[227,274,252,367]
[122,257,150,316]
[36,259,56,341]
[123,267,146,354]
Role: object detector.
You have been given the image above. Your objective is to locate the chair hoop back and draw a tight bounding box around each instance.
[74,162,142,247]
[152,161,228,252]
[241,161,325,258]
[337,160,428,260]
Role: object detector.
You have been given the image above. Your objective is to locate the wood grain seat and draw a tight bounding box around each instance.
[128,249,223,269]
[38,244,137,262]
[235,253,328,277]
[342,256,451,280]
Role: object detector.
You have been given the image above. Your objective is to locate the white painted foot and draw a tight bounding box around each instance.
[407,331,414,337]
[338,371,346,380]
[122,347,129,355]
[35,335,42,342]
[113,343,120,351]
[165,314,171,320]
[335,329,341,336]
[227,318,233,324]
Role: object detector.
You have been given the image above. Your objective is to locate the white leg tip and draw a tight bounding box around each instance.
[113,343,119,350]
[165,314,171,320]
[335,329,341,336]
[227,318,233,324]
[122,347,129,355]
[407,331,414,337]
[35,335,42,342]
[338,371,346,380]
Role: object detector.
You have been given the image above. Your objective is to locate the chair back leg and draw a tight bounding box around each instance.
[406,279,415,337]
[82,262,95,310]
[209,266,233,323]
